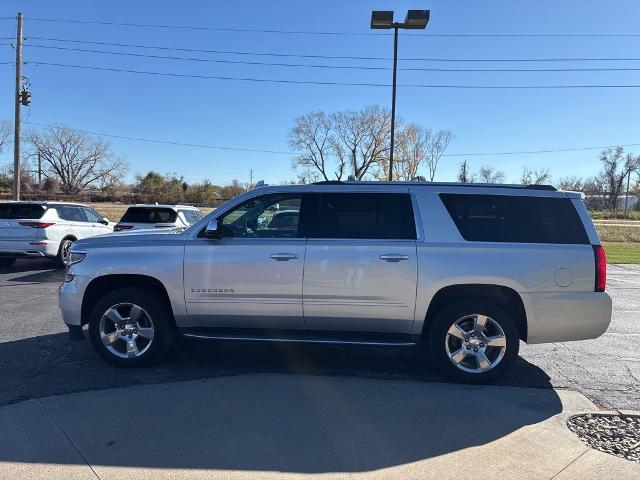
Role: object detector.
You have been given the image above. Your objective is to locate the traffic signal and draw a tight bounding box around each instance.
[20,90,31,106]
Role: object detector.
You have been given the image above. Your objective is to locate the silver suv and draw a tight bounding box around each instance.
[0,201,112,268]
[59,182,612,382]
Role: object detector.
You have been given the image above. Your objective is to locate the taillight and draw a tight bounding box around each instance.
[593,245,607,292]
[19,221,55,228]
[114,224,133,232]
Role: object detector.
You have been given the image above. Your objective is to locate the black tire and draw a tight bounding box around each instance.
[54,238,73,268]
[426,298,520,384]
[0,257,16,268]
[88,286,175,367]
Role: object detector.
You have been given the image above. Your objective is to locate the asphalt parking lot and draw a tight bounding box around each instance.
[0,259,638,410]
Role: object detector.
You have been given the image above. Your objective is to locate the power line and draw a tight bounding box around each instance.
[21,43,640,72]
[21,17,640,37]
[26,36,640,63]
[24,121,293,155]
[24,61,640,88]
[25,121,640,158]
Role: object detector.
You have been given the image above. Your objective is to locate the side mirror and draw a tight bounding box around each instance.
[101,217,110,225]
[204,219,222,239]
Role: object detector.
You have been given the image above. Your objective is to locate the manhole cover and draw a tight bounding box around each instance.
[567,414,640,462]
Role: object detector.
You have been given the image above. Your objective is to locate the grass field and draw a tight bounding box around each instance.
[603,242,640,264]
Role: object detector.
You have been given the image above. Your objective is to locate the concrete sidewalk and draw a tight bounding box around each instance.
[0,374,637,480]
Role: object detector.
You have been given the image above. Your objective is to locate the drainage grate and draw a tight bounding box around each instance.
[567,414,640,462]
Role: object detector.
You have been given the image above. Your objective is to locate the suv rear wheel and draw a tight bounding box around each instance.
[427,298,519,383]
[54,238,73,268]
[88,287,174,367]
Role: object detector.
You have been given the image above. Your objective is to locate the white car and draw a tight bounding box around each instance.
[0,201,112,268]
[113,204,204,232]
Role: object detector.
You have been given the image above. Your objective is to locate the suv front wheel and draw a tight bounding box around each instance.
[88,287,175,367]
[427,299,519,383]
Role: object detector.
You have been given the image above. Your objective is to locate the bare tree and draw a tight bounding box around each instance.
[521,167,551,185]
[598,147,640,210]
[0,120,11,152]
[289,111,343,182]
[27,125,127,194]
[555,175,584,191]
[457,160,473,183]
[423,129,453,181]
[333,105,391,180]
[477,165,505,184]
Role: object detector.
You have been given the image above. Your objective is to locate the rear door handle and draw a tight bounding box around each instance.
[380,254,409,262]
[270,253,299,261]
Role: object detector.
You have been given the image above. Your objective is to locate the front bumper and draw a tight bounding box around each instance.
[58,273,92,327]
[525,291,613,344]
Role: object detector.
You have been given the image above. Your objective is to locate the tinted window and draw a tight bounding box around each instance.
[120,207,177,223]
[440,194,589,244]
[56,206,86,222]
[0,203,45,219]
[179,209,203,224]
[82,208,103,223]
[310,193,416,240]
[219,193,302,238]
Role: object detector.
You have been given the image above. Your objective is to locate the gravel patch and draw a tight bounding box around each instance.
[567,413,640,462]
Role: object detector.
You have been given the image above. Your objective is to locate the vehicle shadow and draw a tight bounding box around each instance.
[0,332,563,473]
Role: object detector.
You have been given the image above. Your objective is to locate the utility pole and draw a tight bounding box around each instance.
[250,169,253,186]
[13,12,23,201]
[624,169,631,218]
[37,151,42,188]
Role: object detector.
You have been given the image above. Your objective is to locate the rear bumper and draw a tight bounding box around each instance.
[524,291,612,344]
[0,240,59,258]
[58,274,92,327]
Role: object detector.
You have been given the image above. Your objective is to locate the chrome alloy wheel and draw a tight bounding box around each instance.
[99,303,155,359]
[444,314,507,374]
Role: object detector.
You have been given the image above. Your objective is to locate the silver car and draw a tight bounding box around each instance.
[0,201,112,268]
[59,181,612,382]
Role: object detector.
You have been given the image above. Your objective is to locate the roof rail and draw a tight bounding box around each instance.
[313,180,345,185]
[525,184,556,191]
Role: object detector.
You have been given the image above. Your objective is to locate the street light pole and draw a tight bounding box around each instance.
[371,10,430,182]
[389,26,398,181]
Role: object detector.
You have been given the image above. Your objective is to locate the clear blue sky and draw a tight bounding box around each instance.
[1,0,639,185]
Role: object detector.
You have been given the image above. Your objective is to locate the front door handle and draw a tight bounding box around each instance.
[380,254,409,262]
[270,253,299,261]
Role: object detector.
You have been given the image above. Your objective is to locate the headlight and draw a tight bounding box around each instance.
[68,251,87,265]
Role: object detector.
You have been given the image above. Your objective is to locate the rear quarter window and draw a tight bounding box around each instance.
[0,203,46,219]
[120,207,177,223]
[439,193,589,244]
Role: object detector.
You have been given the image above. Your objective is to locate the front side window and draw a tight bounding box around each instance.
[310,193,416,240]
[82,208,103,223]
[180,209,203,225]
[219,193,302,238]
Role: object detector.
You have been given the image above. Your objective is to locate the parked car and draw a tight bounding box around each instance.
[0,201,112,268]
[113,204,203,232]
[59,181,612,382]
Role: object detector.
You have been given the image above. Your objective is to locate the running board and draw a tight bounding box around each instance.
[180,329,419,347]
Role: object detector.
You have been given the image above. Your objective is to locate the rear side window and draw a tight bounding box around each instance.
[440,194,589,244]
[309,193,416,240]
[120,207,177,223]
[56,206,87,222]
[0,203,45,219]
